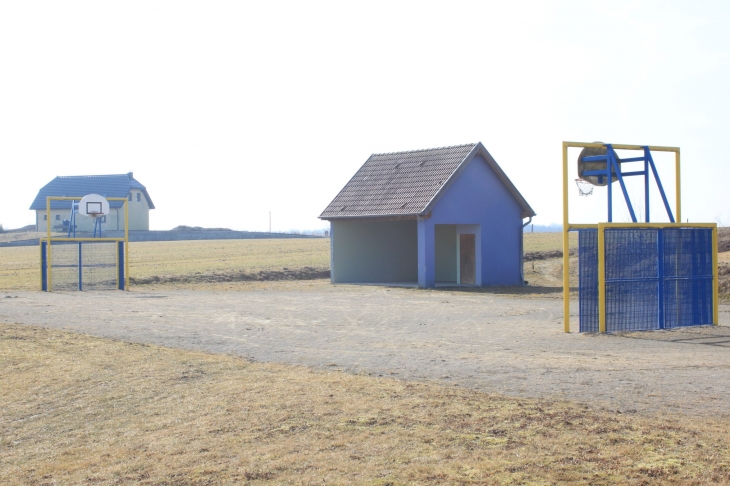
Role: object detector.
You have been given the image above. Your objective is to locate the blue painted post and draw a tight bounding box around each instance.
[644,149,650,222]
[607,145,637,223]
[41,241,48,291]
[607,155,612,222]
[645,148,675,223]
[417,218,435,288]
[658,229,664,329]
[78,242,83,291]
[118,241,125,290]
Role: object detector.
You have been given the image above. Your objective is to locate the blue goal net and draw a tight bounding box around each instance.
[41,240,126,291]
[578,227,713,332]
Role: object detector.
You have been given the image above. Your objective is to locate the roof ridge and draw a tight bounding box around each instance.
[319,141,535,220]
[371,143,477,157]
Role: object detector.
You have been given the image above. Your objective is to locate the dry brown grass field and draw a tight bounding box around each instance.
[523,230,576,254]
[0,230,57,244]
[3,322,730,485]
[127,239,330,285]
[1,233,728,298]
[0,233,571,290]
[0,238,330,291]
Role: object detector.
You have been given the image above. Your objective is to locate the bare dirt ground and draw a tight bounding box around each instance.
[2,282,729,420]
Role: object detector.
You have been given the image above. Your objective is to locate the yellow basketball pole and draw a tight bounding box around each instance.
[125,199,129,291]
[675,149,681,223]
[713,224,719,325]
[598,223,606,333]
[562,142,570,332]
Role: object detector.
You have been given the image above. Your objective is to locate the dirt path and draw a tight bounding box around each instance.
[2,282,729,419]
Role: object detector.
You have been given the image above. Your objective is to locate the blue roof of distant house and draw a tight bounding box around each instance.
[29,172,155,210]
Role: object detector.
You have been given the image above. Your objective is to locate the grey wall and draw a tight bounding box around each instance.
[331,219,417,283]
[435,224,457,282]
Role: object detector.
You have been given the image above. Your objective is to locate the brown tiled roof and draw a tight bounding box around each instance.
[319,142,535,219]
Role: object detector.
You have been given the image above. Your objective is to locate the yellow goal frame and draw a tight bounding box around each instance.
[42,196,129,291]
[561,142,718,332]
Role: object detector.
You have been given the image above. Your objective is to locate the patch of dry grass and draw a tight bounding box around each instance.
[523,231,576,254]
[0,246,38,291]
[2,323,730,485]
[0,230,57,244]
[129,239,329,279]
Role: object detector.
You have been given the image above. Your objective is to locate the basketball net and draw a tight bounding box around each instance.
[575,178,594,197]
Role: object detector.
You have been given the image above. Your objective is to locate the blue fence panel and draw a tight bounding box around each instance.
[578,229,598,332]
[604,228,659,281]
[577,227,713,332]
[663,228,713,328]
[606,280,660,332]
[604,229,659,332]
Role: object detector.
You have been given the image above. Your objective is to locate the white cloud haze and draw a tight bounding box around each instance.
[1,0,729,231]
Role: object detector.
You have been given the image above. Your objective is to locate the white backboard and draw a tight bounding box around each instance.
[78,194,110,218]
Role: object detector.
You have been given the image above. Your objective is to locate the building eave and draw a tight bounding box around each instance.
[319,213,420,222]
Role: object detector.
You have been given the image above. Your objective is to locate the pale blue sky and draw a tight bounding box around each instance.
[1,0,728,231]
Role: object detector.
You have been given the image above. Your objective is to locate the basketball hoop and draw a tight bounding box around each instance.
[575,178,594,197]
[77,194,109,238]
[78,196,109,218]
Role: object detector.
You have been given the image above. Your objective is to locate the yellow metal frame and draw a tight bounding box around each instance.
[43,196,129,291]
[562,142,717,332]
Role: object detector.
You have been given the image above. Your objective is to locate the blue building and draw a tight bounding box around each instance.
[319,143,536,288]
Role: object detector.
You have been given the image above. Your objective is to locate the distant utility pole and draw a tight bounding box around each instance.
[269,211,271,233]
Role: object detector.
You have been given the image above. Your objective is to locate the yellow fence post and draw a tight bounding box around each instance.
[675,149,681,223]
[598,223,606,333]
[46,196,52,292]
[562,142,570,332]
[125,199,129,290]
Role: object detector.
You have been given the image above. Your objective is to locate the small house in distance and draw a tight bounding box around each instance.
[30,172,154,231]
[319,143,535,288]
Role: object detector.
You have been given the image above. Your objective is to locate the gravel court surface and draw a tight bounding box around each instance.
[2,283,729,418]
